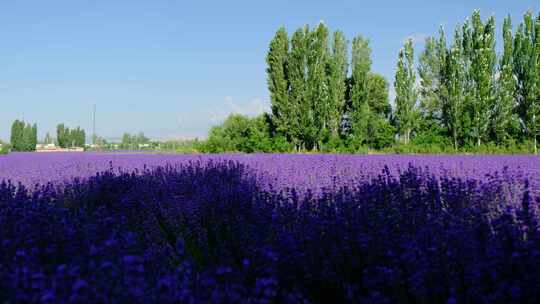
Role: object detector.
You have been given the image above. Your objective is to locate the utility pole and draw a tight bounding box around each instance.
[92,104,96,145]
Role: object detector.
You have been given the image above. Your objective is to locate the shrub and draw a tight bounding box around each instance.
[0,143,10,155]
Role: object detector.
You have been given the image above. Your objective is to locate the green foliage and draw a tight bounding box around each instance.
[491,15,520,144]
[56,124,67,148]
[10,120,37,152]
[418,36,442,124]
[251,13,540,154]
[10,120,24,151]
[513,10,540,153]
[327,30,348,139]
[57,124,86,148]
[394,39,419,144]
[201,114,276,153]
[306,23,330,150]
[440,27,467,150]
[270,135,293,152]
[0,142,9,155]
[409,10,539,153]
[349,35,372,145]
[267,27,290,137]
[120,132,150,150]
[245,114,275,152]
[288,26,309,149]
[465,12,497,146]
[156,139,201,153]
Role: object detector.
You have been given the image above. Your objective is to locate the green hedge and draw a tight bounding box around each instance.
[0,144,10,155]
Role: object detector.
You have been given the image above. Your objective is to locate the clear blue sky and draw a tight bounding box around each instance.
[1,0,538,141]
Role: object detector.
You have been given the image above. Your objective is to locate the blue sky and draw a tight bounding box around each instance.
[1,0,538,141]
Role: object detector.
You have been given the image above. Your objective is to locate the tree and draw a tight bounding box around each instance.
[0,140,9,155]
[120,132,148,150]
[306,23,329,150]
[245,114,274,152]
[491,16,519,143]
[418,36,442,126]
[267,27,291,139]
[394,39,418,144]
[326,30,348,139]
[121,133,133,150]
[440,28,467,150]
[72,127,86,147]
[202,114,271,153]
[203,125,233,153]
[92,134,107,147]
[22,123,34,151]
[135,132,148,146]
[57,124,66,148]
[57,124,86,148]
[9,120,36,152]
[44,132,53,145]
[31,124,38,151]
[288,26,310,150]
[10,120,24,151]
[348,35,372,146]
[365,73,395,149]
[202,113,285,153]
[467,11,497,146]
[366,74,392,119]
[513,11,540,153]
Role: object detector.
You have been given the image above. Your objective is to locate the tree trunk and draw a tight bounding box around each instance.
[534,136,538,155]
[405,128,411,145]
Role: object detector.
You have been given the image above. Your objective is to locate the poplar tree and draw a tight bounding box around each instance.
[418,36,442,125]
[513,11,540,153]
[10,120,24,151]
[365,73,394,148]
[394,39,418,144]
[326,30,348,139]
[440,28,466,150]
[467,11,497,146]
[22,123,34,151]
[31,124,37,151]
[57,124,66,148]
[491,16,519,143]
[267,27,290,138]
[460,21,474,143]
[306,23,329,150]
[288,26,309,150]
[349,35,372,146]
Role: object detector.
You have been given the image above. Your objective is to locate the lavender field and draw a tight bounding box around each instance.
[1,153,540,302]
[2,152,539,195]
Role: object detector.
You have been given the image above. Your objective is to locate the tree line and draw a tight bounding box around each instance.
[10,120,38,152]
[406,10,540,153]
[7,121,87,152]
[202,114,291,153]
[120,132,150,150]
[266,22,393,151]
[205,10,540,154]
[56,124,86,148]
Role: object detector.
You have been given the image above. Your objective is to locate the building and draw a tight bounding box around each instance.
[36,143,84,153]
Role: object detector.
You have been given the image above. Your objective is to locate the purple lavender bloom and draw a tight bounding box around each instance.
[0,153,539,302]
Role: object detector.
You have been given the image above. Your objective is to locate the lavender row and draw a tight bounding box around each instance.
[1,159,540,302]
[1,153,539,196]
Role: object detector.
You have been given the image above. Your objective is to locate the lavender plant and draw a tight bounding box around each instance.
[0,154,539,302]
